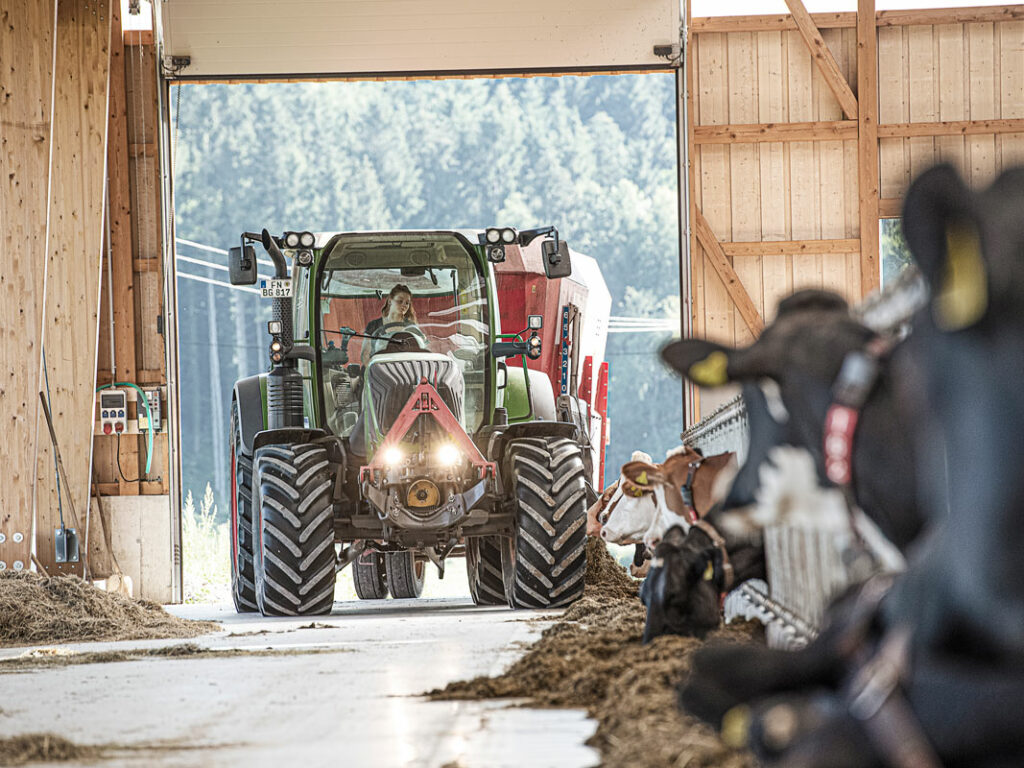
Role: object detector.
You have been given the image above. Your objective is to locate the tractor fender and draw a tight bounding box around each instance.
[252,428,329,455]
[500,421,580,443]
[233,375,266,456]
[504,367,557,423]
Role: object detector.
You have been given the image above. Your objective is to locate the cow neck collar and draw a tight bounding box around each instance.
[680,456,704,512]
[824,336,893,487]
[691,519,734,592]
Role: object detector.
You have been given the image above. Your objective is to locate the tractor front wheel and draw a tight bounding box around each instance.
[502,436,588,609]
[252,443,336,616]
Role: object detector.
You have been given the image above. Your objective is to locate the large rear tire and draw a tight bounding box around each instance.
[252,443,336,616]
[353,550,388,599]
[466,536,508,606]
[229,402,257,613]
[386,551,426,598]
[503,436,588,609]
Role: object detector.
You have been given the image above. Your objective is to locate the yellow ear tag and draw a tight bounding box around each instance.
[688,350,729,387]
[935,224,988,331]
[702,561,714,581]
[636,470,648,486]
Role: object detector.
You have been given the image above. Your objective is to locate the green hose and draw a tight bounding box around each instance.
[96,382,154,475]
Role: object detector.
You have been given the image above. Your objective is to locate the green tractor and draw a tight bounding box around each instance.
[226,227,602,616]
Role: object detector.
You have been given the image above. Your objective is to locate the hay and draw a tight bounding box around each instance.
[0,643,350,672]
[0,572,220,648]
[430,538,759,768]
[0,734,101,766]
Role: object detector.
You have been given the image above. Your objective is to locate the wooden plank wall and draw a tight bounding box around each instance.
[93,23,169,504]
[688,5,1024,419]
[0,0,56,573]
[35,0,112,576]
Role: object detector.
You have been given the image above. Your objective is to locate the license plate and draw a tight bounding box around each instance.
[260,279,292,298]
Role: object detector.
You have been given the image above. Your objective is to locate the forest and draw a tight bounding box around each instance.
[172,72,684,517]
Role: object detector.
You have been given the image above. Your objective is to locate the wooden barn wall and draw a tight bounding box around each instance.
[690,25,863,349]
[35,0,112,576]
[93,28,169,511]
[688,6,1024,420]
[876,20,1024,198]
[0,0,56,573]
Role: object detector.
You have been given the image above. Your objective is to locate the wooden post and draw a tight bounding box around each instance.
[784,0,859,119]
[857,0,880,295]
[35,0,113,575]
[1,0,56,574]
[107,0,140,493]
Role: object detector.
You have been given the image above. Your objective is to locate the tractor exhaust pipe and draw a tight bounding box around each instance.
[261,228,304,429]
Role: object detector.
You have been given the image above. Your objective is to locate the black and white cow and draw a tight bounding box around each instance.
[679,165,1024,768]
[640,289,922,643]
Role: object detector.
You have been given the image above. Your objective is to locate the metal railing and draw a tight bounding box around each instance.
[681,268,927,648]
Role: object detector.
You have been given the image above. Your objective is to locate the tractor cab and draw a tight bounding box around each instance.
[315,232,492,456]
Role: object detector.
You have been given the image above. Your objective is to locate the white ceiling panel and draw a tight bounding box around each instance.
[160,0,679,79]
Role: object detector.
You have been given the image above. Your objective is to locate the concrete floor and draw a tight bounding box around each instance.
[0,599,599,768]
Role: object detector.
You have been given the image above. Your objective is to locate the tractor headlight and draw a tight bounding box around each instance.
[299,231,315,248]
[500,227,517,244]
[437,443,461,466]
[284,231,300,248]
[382,446,404,466]
[296,249,313,266]
[485,228,502,244]
[270,340,283,353]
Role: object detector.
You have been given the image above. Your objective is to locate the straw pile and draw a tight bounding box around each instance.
[0,572,220,647]
[430,537,758,768]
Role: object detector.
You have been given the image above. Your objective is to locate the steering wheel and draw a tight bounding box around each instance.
[380,322,428,352]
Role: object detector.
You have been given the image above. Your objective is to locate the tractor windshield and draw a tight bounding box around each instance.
[316,233,490,438]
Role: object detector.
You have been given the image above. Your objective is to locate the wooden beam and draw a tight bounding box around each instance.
[722,239,861,256]
[878,198,903,218]
[691,6,1024,33]
[694,120,858,144]
[108,0,139,495]
[133,258,161,272]
[878,118,1024,138]
[876,6,1024,27]
[1,0,55,573]
[857,0,880,296]
[694,210,764,337]
[128,141,155,157]
[692,12,856,33]
[784,0,859,120]
[123,29,153,46]
[35,0,113,576]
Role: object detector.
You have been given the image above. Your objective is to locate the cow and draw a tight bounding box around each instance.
[678,165,1024,768]
[640,289,922,644]
[594,446,736,548]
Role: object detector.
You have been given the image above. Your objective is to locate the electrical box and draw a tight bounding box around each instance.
[139,388,162,432]
[98,390,128,435]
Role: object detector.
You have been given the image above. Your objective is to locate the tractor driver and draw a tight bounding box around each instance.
[360,283,423,366]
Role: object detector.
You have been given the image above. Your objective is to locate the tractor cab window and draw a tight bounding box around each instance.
[317,233,490,439]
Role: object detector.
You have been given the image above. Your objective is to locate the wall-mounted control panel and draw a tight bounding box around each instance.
[138,388,162,432]
[99,390,128,435]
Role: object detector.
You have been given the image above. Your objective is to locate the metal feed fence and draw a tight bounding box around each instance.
[680,268,927,648]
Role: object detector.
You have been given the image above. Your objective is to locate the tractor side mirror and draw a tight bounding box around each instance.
[229,245,257,285]
[490,340,528,359]
[541,239,572,279]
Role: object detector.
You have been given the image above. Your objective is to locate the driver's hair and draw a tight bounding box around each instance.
[382,283,418,324]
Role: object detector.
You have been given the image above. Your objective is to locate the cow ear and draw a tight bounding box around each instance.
[776,289,848,317]
[663,525,688,548]
[903,164,989,331]
[661,339,735,387]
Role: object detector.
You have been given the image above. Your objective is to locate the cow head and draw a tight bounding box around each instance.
[640,525,729,641]
[599,459,674,544]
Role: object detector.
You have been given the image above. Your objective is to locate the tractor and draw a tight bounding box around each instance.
[226,226,609,616]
